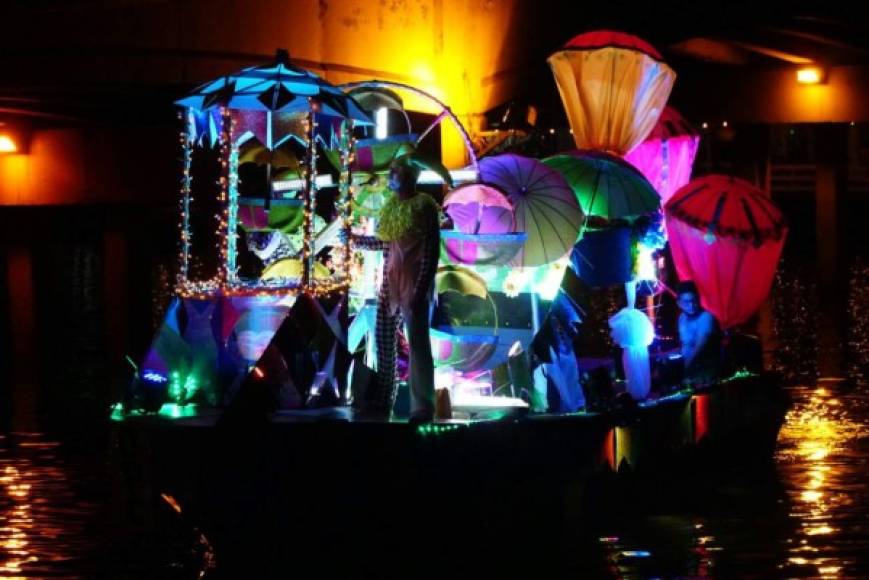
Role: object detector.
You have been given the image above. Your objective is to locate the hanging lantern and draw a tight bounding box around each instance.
[665,175,788,329]
[547,30,676,155]
[625,107,700,204]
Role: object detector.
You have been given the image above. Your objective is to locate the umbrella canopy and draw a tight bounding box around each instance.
[478,153,584,268]
[665,175,788,328]
[435,265,489,300]
[350,175,392,218]
[347,86,405,112]
[444,183,513,235]
[176,50,372,126]
[323,134,418,173]
[547,30,675,154]
[432,266,498,371]
[239,140,300,169]
[625,107,700,204]
[544,150,660,221]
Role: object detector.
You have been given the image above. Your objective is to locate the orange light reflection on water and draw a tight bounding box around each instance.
[0,464,37,579]
[776,383,865,577]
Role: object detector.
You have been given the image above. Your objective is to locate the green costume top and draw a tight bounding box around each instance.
[376,193,440,314]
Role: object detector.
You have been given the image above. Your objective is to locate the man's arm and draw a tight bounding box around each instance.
[352,235,388,251]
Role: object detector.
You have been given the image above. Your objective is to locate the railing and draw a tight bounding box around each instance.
[769,164,816,193]
[768,163,869,194]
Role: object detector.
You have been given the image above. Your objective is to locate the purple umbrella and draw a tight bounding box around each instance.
[479,153,584,267]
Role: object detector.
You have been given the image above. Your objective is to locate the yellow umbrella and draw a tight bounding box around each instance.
[435,265,489,300]
[239,140,300,170]
[261,258,330,280]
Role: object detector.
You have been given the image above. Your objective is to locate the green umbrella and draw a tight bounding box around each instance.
[543,150,660,221]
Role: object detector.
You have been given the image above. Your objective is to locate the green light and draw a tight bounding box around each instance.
[109,401,199,421]
[158,403,199,419]
[416,423,462,436]
[110,402,125,422]
[166,370,201,404]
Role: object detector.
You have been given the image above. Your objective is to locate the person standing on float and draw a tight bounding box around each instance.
[352,153,441,422]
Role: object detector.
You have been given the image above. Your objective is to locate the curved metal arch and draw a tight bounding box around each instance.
[339,80,479,177]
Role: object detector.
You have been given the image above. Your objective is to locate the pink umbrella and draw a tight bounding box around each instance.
[442,183,525,267]
[444,183,513,234]
[625,107,700,204]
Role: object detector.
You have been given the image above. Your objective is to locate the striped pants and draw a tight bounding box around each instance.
[365,282,435,417]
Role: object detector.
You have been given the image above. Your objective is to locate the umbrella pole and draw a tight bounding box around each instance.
[625,280,637,309]
[646,295,656,328]
[265,110,273,210]
[531,291,540,334]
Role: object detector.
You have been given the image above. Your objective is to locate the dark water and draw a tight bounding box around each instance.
[1,259,867,578]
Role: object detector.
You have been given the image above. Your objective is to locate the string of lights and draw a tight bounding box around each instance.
[335,118,356,286]
[226,141,240,285]
[216,107,234,287]
[178,112,194,285]
[301,107,319,289]
[174,102,358,300]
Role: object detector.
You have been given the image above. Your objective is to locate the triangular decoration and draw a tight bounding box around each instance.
[191,109,210,145]
[257,83,298,111]
[317,93,349,118]
[202,79,237,110]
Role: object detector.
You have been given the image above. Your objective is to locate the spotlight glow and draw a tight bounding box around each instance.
[796,67,825,84]
[0,135,17,153]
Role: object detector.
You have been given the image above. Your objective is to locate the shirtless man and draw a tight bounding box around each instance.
[677,281,721,386]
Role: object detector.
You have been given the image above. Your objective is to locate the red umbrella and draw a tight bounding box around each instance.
[665,175,788,329]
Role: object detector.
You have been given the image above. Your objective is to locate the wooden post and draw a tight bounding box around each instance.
[7,246,39,431]
[104,228,128,382]
[816,164,842,377]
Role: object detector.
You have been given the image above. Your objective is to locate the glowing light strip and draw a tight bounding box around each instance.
[273,174,334,192]
[274,169,476,191]
[418,168,478,184]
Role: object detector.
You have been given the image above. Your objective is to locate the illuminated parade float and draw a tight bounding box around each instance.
[113,36,791,521]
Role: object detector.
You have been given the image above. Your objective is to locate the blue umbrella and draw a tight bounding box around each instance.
[176,49,372,125]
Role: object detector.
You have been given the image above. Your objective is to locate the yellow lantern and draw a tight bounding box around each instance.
[548,30,676,155]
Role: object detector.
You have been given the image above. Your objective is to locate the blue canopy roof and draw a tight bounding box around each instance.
[176,51,372,125]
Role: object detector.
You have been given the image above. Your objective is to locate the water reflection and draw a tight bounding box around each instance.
[776,380,867,578]
[0,436,100,578]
